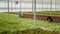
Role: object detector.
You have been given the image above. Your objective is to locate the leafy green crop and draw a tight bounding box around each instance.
[0,13,60,34]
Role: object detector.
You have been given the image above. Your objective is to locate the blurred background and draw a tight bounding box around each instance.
[0,0,60,12]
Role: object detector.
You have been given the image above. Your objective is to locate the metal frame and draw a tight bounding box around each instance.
[7,0,9,18]
[50,0,52,16]
[55,0,57,11]
[11,1,58,4]
[32,0,33,14]
[55,0,56,14]
[7,0,59,26]
[20,0,21,13]
[19,0,22,15]
[42,0,43,11]
[34,0,36,26]
[11,0,13,12]
[0,1,59,9]
[0,8,59,9]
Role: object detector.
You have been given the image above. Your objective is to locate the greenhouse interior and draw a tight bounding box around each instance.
[0,0,60,34]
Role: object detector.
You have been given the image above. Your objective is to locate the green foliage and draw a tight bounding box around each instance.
[0,13,60,34]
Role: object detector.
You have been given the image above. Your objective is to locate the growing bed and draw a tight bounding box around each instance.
[8,11,60,17]
[0,13,60,34]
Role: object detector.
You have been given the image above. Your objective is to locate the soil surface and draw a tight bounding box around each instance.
[23,14,60,23]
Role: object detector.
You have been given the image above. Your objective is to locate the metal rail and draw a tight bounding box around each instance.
[3,1,59,4]
[0,8,59,9]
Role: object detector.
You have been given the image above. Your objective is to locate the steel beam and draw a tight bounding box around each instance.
[34,0,36,26]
